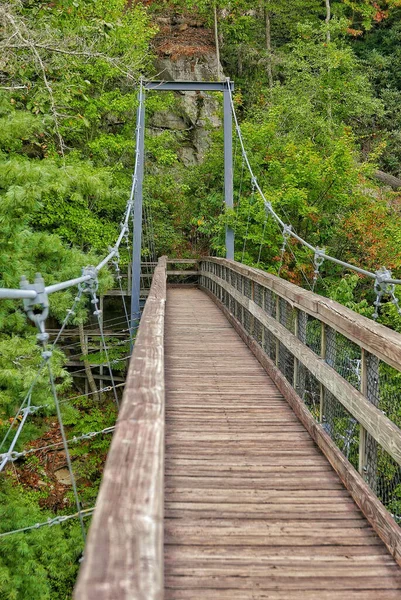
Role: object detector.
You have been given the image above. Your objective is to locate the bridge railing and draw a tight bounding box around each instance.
[74,256,167,600]
[200,257,401,565]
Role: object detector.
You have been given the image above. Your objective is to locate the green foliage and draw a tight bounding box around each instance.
[0,2,156,597]
[0,480,83,599]
[352,7,401,174]
[2,0,401,596]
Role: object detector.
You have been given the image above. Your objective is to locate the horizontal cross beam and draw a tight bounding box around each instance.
[143,80,234,92]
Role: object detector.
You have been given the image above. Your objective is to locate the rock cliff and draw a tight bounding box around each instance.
[149,15,223,165]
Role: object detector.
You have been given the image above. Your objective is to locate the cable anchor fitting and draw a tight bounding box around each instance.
[78,266,98,294]
[20,273,50,344]
[280,225,292,253]
[79,266,101,316]
[373,267,394,320]
[123,226,130,249]
[110,247,120,270]
[313,247,326,284]
[264,201,273,216]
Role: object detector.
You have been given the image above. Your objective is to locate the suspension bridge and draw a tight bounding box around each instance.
[1,80,401,598]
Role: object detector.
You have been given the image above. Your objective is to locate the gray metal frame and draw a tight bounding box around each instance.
[130,79,235,339]
[131,85,146,330]
[143,80,235,259]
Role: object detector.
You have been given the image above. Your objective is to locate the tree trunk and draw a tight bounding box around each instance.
[265,7,273,88]
[374,169,401,189]
[213,2,221,80]
[79,322,99,401]
[325,0,332,120]
[325,0,331,43]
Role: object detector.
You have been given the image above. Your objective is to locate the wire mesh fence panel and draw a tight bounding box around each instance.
[228,290,234,314]
[264,289,276,318]
[297,310,308,345]
[376,445,401,524]
[322,389,359,470]
[262,326,277,363]
[232,298,239,321]
[236,274,244,294]
[243,277,252,300]
[277,299,294,382]
[244,308,252,335]
[375,361,401,430]
[277,342,294,385]
[325,328,361,390]
[305,316,321,355]
[296,363,321,421]
[200,265,401,533]
[254,283,264,308]
[278,297,296,334]
[360,351,379,492]
[254,317,263,346]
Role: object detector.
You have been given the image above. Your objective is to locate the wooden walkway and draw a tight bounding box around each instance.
[164,288,401,599]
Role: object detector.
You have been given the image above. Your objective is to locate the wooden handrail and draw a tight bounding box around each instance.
[199,258,401,566]
[203,268,401,466]
[203,258,401,372]
[74,256,167,600]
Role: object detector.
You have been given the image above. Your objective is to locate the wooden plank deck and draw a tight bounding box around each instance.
[164,288,401,599]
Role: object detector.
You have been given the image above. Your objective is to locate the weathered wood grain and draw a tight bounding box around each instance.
[164,287,401,598]
[205,286,401,568]
[74,256,167,600]
[164,591,401,600]
[203,269,401,467]
[200,258,401,371]
[167,270,198,276]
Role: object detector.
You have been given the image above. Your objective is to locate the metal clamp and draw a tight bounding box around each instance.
[110,247,120,272]
[314,247,325,268]
[373,267,394,320]
[78,266,98,295]
[78,266,101,316]
[374,267,394,294]
[313,247,325,282]
[0,450,23,462]
[20,273,49,342]
[264,201,273,215]
[280,225,292,252]
[123,226,130,249]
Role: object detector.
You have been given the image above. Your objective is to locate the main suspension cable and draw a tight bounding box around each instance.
[226,80,401,288]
